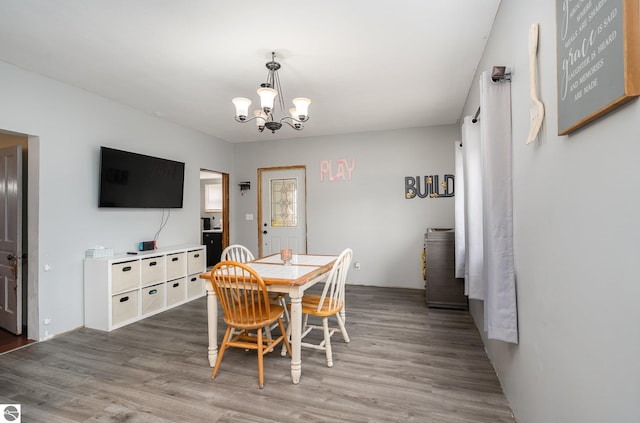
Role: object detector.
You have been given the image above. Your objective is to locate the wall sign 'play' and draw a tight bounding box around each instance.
[405,175,455,199]
[320,159,355,182]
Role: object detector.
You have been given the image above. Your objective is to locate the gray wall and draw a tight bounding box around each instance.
[231,127,458,288]
[0,61,233,340]
[462,1,640,422]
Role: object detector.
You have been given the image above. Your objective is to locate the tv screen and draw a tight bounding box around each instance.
[99,147,185,208]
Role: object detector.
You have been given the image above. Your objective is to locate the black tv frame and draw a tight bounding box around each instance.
[98,146,185,209]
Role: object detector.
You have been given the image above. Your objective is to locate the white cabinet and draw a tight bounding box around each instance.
[84,245,206,331]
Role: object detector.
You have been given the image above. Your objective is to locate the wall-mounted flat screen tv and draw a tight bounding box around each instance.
[99,146,185,208]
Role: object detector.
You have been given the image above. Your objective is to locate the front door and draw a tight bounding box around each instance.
[0,145,22,335]
[258,166,307,257]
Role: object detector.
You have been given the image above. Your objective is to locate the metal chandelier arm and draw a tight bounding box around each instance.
[233,115,267,132]
[234,115,259,124]
[279,115,310,131]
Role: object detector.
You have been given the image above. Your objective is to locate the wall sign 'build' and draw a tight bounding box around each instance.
[405,175,455,199]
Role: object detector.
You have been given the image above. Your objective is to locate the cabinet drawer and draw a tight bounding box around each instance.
[166,252,186,280]
[141,256,165,286]
[167,277,187,306]
[142,283,165,315]
[111,261,140,294]
[187,249,205,274]
[187,274,204,298]
[112,290,139,326]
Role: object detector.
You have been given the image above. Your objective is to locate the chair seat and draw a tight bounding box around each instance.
[299,295,343,317]
[224,304,286,330]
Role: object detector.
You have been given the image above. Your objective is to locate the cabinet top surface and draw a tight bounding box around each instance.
[85,244,204,263]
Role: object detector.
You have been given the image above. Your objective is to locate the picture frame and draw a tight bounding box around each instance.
[556,0,640,135]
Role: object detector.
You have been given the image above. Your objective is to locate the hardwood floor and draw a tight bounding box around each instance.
[0,328,33,354]
[0,286,515,422]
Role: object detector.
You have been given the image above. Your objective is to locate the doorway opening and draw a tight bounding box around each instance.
[200,169,229,269]
[0,130,37,353]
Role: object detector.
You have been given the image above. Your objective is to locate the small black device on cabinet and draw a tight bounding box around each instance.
[139,241,156,251]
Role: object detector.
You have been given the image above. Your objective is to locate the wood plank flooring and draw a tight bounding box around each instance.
[0,328,33,354]
[0,285,515,422]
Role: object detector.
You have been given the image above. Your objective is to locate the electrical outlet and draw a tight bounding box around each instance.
[354,262,361,270]
[43,317,51,325]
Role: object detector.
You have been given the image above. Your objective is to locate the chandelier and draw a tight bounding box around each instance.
[232,52,311,133]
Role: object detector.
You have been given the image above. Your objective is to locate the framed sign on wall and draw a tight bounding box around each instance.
[556,0,640,135]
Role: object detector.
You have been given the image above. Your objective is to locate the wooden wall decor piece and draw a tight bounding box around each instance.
[556,0,640,135]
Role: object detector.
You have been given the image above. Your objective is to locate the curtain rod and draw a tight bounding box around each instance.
[461,66,511,146]
[470,66,511,125]
[471,107,481,123]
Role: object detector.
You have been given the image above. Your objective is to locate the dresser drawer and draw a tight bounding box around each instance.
[167,277,187,306]
[141,283,165,315]
[187,274,204,298]
[166,252,186,280]
[111,290,139,326]
[141,256,165,286]
[111,261,140,294]
[187,249,205,274]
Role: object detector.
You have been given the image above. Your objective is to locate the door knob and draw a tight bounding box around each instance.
[7,254,15,261]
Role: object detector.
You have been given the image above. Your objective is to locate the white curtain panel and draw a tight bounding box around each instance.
[461,116,484,299]
[479,71,518,344]
[454,141,465,279]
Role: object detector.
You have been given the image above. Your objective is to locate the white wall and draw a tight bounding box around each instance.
[231,126,458,288]
[462,1,640,422]
[0,61,233,340]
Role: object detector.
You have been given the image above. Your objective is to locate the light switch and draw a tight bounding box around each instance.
[245,214,254,221]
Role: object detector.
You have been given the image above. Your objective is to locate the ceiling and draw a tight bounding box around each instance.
[0,1,501,143]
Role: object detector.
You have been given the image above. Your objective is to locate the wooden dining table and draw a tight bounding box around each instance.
[200,253,337,384]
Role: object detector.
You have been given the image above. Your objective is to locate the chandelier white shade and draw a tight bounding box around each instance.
[231,97,252,120]
[257,87,277,112]
[292,97,311,120]
[232,52,311,133]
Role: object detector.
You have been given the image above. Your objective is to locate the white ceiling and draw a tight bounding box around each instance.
[0,1,501,143]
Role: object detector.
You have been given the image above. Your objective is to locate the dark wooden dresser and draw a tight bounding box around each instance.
[424,228,468,310]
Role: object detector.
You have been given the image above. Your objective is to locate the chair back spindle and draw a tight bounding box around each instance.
[211,261,271,329]
[221,244,255,263]
[316,249,352,314]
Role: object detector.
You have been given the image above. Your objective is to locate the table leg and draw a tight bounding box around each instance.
[289,291,302,384]
[206,285,218,367]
